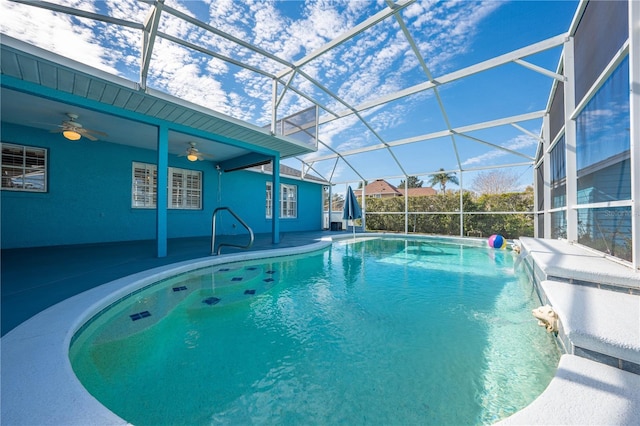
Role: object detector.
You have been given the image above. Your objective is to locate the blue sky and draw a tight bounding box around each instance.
[1,0,579,191]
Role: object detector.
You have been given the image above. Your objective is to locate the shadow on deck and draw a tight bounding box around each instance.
[1,230,348,336]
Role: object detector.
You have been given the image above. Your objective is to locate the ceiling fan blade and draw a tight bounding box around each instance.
[83,128,108,137]
[82,133,99,141]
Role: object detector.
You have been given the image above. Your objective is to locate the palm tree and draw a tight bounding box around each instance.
[428,168,459,193]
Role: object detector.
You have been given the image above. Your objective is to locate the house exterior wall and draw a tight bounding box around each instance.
[1,123,323,249]
[219,168,323,235]
[537,0,634,263]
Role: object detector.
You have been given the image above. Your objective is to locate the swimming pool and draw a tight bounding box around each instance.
[70,237,560,425]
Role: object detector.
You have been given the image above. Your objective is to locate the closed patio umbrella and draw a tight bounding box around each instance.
[342,186,362,238]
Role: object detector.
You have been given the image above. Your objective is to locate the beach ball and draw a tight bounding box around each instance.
[488,234,506,249]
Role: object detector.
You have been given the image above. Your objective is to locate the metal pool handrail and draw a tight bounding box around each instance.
[211,207,255,255]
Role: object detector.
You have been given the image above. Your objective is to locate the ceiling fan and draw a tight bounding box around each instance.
[180,142,213,161]
[51,113,108,141]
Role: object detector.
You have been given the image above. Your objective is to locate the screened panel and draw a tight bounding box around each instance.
[577,207,632,262]
[550,136,566,208]
[576,57,631,204]
[551,211,566,239]
[536,213,544,238]
[464,213,534,239]
[548,82,565,142]
[274,106,318,150]
[573,0,629,103]
[536,164,544,211]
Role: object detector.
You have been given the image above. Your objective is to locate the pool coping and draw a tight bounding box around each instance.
[1,239,333,425]
[1,234,638,425]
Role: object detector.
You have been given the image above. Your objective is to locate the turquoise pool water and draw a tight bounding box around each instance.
[70,237,560,425]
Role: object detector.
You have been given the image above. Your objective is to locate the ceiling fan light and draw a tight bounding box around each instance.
[63,130,81,141]
[187,153,198,162]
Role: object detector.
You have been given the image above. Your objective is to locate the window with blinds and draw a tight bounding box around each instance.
[132,162,201,210]
[170,168,202,209]
[132,162,157,208]
[1,143,47,192]
[266,182,273,217]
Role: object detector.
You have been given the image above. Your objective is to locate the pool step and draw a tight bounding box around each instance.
[519,237,640,294]
[540,279,640,374]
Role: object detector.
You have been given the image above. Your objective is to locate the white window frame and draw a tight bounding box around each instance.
[1,143,47,192]
[266,182,297,219]
[132,162,157,208]
[266,182,273,217]
[169,167,202,210]
[132,162,202,210]
[281,183,297,218]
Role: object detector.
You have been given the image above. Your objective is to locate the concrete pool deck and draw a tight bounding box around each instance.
[2,233,639,424]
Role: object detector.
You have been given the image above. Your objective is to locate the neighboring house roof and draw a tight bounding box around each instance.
[353,179,402,197]
[399,187,437,197]
[248,162,328,184]
[354,179,437,197]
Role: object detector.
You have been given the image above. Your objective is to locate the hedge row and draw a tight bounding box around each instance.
[362,191,534,239]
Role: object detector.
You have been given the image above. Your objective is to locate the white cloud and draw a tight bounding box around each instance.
[0,0,120,75]
[462,133,538,167]
[2,0,512,167]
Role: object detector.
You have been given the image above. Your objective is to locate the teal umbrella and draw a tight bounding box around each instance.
[342,186,362,237]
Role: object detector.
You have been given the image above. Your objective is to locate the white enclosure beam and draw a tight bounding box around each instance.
[454,132,535,161]
[563,37,578,242]
[453,110,546,133]
[329,162,533,187]
[317,34,568,126]
[511,123,544,143]
[276,0,416,79]
[158,32,275,79]
[140,0,164,90]
[543,114,552,239]
[306,110,545,163]
[11,0,143,29]
[161,4,294,70]
[513,59,566,82]
[630,0,640,270]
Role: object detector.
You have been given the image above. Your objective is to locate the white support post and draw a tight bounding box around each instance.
[563,37,578,242]
[271,78,277,135]
[630,0,640,270]
[361,180,366,232]
[327,185,332,230]
[543,114,552,239]
[459,171,464,237]
[404,178,409,234]
[272,156,280,244]
[156,124,168,258]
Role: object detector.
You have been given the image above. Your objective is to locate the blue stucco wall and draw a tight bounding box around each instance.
[1,123,323,249]
[219,168,322,235]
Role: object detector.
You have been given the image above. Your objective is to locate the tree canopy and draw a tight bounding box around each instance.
[399,176,423,188]
[428,168,459,193]
[471,169,521,194]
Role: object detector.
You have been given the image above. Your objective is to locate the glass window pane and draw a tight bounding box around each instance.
[576,57,630,204]
[550,136,566,208]
[536,213,544,238]
[1,143,47,192]
[551,211,566,239]
[535,164,544,211]
[578,207,632,262]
